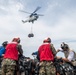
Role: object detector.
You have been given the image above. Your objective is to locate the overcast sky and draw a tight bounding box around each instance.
[0,0,76,58]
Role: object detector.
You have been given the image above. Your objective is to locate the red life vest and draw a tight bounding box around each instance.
[38,43,54,61]
[4,42,18,61]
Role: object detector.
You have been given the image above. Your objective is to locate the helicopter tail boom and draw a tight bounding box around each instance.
[22,20,27,23]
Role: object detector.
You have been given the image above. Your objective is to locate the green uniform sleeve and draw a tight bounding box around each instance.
[17,44,23,55]
[50,44,57,56]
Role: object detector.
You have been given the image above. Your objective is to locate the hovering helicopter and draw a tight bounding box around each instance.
[20,7,43,23]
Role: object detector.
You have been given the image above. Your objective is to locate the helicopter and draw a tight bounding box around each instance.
[20,7,43,23]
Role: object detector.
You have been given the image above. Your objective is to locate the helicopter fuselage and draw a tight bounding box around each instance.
[29,15,38,20]
[27,14,39,23]
[22,15,39,23]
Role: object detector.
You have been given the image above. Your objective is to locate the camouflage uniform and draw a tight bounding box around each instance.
[1,42,23,75]
[51,44,57,56]
[1,58,16,75]
[39,61,56,75]
[0,68,1,75]
[39,43,56,75]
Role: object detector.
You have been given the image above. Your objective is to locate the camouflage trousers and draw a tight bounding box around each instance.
[1,58,16,75]
[39,61,56,75]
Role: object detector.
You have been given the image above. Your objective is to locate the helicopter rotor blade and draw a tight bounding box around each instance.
[33,6,41,14]
[37,14,44,16]
[19,10,32,14]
